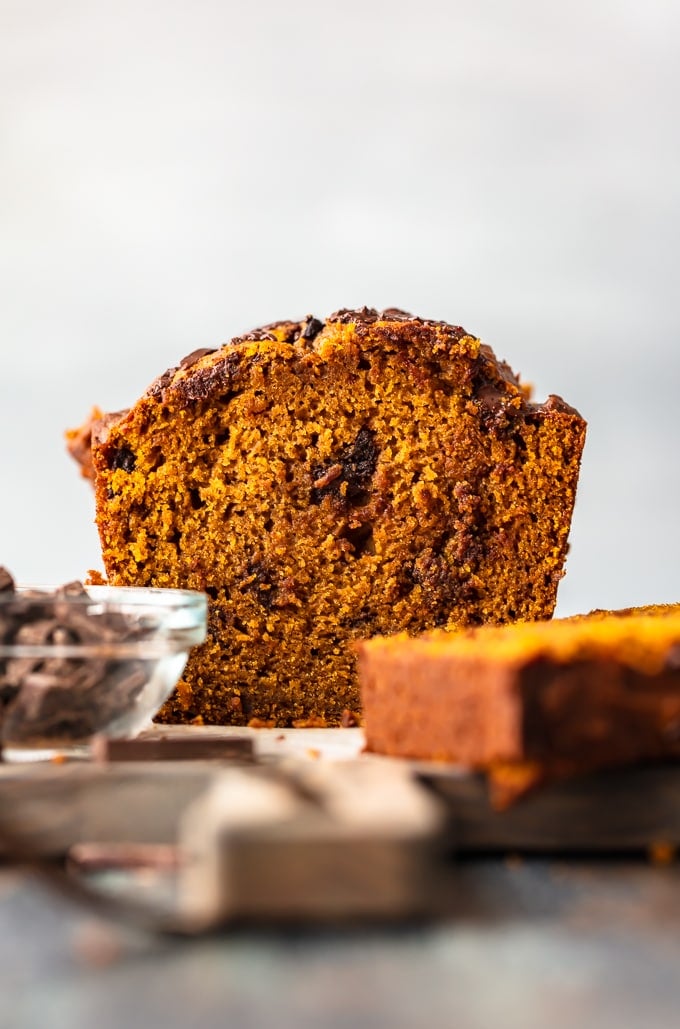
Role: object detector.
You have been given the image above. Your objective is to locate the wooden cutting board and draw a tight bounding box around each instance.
[2,726,679,926]
[1,726,679,855]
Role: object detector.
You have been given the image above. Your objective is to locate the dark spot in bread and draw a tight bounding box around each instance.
[311,428,379,506]
[109,447,136,473]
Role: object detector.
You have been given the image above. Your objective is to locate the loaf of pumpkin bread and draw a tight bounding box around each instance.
[67,307,586,726]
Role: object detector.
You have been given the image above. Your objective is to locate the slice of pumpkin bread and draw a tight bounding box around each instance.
[357,609,680,805]
[68,307,586,726]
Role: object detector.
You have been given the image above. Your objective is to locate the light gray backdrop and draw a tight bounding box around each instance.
[2,0,679,615]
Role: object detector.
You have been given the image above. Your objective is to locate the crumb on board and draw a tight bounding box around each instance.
[85,569,108,586]
[648,840,677,866]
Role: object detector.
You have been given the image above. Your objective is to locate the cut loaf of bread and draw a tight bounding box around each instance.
[68,307,586,726]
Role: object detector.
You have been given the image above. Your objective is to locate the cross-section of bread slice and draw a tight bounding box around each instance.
[68,307,586,726]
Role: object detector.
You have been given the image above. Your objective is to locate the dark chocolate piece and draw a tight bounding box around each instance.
[171,351,242,405]
[379,307,415,321]
[58,580,89,599]
[109,447,137,473]
[301,316,324,341]
[146,366,178,399]
[239,561,277,610]
[234,320,300,344]
[179,348,218,370]
[91,734,254,763]
[2,659,149,742]
[0,572,155,744]
[310,427,378,505]
[14,619,60,647]
[535,394,583,418]
[327,307,380,325]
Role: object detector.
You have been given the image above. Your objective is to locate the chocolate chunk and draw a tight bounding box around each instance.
[341,428,379,500]
[412,548,461,612]
[0,570,163,744]
[179,348,217,370]
[536,394,582,418]
[234,320,300,344]
[57,581,89,599]
[109,446,137,473]
[380,308,415,321]
[236,329,277,343]
[311,428,379,505]
[3,656,45,688]
[146,366,178,399]
[327,307,380,325]
[173,351,241,405]
[0,616,16,644]
[45,624,76,649]
[3,658,149,742]
[0,570,17,650]
[240,562,277,609]
[95,662,148,715]
[49,606,130,644]
[476,385,514,434]
[301,316,324,341]
[10,670,72,721]
[91,734,254,763]
[14,619,60,647]
[326,307,458,333]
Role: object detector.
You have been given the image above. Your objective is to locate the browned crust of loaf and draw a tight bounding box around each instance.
[140,308,522,409]
[71,308,576,454]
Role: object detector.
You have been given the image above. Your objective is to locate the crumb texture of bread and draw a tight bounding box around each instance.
[84,308,586,726]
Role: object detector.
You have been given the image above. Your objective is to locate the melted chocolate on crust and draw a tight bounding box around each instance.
[301,316,324,341]
[534,394,583,418]
[172,351,242,405]
[146,310,477,408]
[179,348,218,370]
[328,307,382,325]
[146,367,179,399]
[233,320,302,345]
[310,428,379,506]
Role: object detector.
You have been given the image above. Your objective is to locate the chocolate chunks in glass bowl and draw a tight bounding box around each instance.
[0,568,148,744]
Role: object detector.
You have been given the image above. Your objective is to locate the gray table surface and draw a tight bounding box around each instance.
[3,858,680,1029]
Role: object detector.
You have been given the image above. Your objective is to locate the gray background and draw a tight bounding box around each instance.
[2,0,679,615]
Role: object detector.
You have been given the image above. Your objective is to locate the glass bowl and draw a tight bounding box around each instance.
[0,583,207,760]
